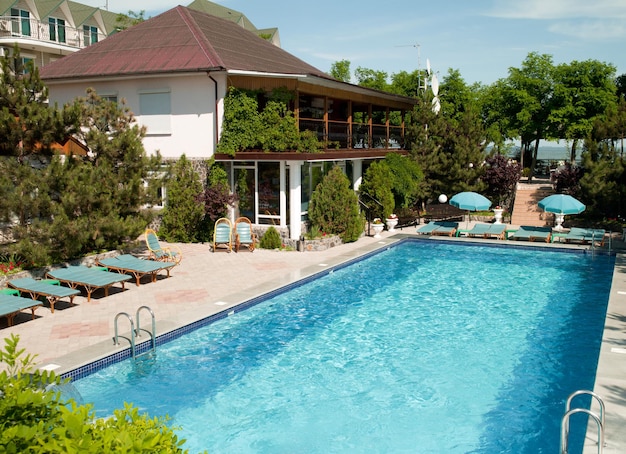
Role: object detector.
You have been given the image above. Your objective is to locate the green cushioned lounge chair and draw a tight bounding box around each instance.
[467,223,491,238]
[8,277,80,313]
[46,265,132,301]
[510,226,552,243]
[234,217,256,252]
[565,227,606,246]
[0,292,43,326]
[213,217,233,252]
[144,229,182,264]
[97,254,175,286]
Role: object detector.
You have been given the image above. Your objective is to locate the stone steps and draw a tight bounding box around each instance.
[511,183,555,227]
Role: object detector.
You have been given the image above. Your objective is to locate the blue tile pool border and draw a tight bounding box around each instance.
[61,237,615,381]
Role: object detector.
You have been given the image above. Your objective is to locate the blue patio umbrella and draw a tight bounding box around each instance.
[538,194,585,215]
[449,192,492,211]
[538,194,585,231]
[449,192,492,228]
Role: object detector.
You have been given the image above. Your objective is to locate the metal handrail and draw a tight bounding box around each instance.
[135,305,156,355]
[113,312,136,359]
[561,390,605,454]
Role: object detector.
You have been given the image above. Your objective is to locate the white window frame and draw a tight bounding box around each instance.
[139,89,172,135]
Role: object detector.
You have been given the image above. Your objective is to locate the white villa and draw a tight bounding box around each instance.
[40,5,417,241]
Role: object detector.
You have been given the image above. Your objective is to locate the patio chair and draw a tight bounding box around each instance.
[213,218,233,252]
[8,277,80,313]
[97,254,175,286]
[0,292,43,326]
[144,228,183,264]
[234,217,256,252]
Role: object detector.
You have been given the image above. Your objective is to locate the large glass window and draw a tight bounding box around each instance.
[49,17,66,43]
[234,166,255,221]
[83,25,98,46]
[11,8,30,36]
[258,162,281,225]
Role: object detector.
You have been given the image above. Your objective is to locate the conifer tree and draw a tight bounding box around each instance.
[159,155,204,242]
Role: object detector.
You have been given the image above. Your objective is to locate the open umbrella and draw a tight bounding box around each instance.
[538,194,585,231]
[449,192,492,228]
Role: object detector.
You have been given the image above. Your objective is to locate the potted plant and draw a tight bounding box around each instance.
[371,218,384,238]
[385,213,398,232]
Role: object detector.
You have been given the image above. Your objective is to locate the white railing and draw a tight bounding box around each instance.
[0,16,106,49]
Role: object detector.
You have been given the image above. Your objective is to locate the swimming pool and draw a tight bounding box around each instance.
[70,240,614,453]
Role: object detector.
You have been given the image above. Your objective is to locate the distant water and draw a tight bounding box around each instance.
[507,145,579,163]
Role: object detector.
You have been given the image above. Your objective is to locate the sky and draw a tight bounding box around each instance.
[82,0,626,86]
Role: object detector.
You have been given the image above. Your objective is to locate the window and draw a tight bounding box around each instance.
[83,25,98,46]
[49,17,66,43]
[11,8,30,37]
[14,56,34,74]
[100,94,118,104]
[139,89,171,134]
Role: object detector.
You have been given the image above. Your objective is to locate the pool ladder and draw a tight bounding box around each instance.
[560,390,605,454]
[113,306,156,360]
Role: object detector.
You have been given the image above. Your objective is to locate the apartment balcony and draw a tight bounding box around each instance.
[0,16,107,55]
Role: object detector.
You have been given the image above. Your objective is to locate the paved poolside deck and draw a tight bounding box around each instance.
[1,224,625,452]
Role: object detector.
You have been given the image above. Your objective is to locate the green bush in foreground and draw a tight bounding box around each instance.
[0,334,191,453]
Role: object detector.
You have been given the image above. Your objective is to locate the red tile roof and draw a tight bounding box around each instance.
[40,6,331,80]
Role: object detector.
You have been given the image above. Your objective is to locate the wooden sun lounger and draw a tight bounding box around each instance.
[46,265,131,301]
[565,227,606,247]
[417,221,458,237]
[510,226,552,243]
[97,254,175,286]
[468,224,506,240]
[8,277,80,313]
[0,292,43,326]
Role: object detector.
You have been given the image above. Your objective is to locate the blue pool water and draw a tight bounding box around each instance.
[72,240,614,453]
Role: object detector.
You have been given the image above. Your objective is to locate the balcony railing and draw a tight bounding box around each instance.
[0,16,106,50]
[299,119,405,151]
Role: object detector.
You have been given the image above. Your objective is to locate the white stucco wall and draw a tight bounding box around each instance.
[45,72,228,159]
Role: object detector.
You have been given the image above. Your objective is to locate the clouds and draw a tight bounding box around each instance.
[488,0,626,20]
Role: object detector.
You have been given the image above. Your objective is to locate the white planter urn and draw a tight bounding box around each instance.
[371,223,384,238]
[493,208,504,225]
[554,213,565,231]
[385,217,398,232]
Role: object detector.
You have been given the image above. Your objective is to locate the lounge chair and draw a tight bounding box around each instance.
[0,291,43,326]
[8,277,80,313]
[97,254,175,286]
[213,218,233,252]
[416,221,458,237]
[144,229,182,264]
[234,217,256,252]
[565,227,606,247]
[467,223,491,238]
[510,226,552,243]
[46,265,132,301]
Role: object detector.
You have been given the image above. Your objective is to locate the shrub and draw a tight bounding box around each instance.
[260,226,282,249]
[308,166,364,242]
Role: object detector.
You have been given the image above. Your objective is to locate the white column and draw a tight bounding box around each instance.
[288,161,303,240]
[279,161,287,227]
[352,159,363,191]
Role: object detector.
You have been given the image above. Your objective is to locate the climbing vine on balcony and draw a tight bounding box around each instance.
[216,87,323,156]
